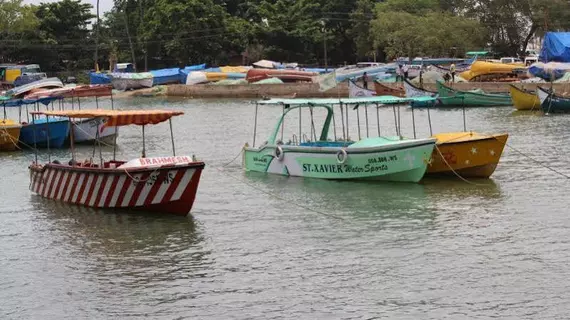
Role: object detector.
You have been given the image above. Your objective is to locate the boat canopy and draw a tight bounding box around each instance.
[31,109,184,127]
[258,96,436,106]
[25,85,113,99]
[0,96,58,107]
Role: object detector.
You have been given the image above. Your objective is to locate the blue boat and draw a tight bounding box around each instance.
[20,117,70,148]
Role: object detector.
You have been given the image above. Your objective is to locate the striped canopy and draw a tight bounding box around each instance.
[31,109,184,127]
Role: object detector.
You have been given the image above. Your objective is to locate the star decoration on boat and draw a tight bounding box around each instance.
[465,159,470,165]
[489,149,495,156]
[471,147,477,154]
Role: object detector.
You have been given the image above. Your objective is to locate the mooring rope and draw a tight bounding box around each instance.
[433,145,485,186]
[500,139,570,179]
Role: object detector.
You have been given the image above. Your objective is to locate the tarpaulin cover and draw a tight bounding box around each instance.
[528,62,570,81]
[540,32,570,62]
[150,68,181,85]
[179,64,207,83]
[90,72,111,84]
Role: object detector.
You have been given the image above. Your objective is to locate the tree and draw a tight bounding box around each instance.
[34,0,95,70]
[371,0,486,59]
[350,0,375,60]
[0,0,39,63]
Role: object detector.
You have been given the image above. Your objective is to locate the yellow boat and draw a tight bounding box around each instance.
[509,84,541,110]
[459,61,525,81]
[428,132,508,178]
[0,119,22,151]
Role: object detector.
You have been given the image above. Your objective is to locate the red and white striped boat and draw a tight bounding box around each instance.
[28,109,205,216]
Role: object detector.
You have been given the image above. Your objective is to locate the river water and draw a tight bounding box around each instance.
[1,96,570,319]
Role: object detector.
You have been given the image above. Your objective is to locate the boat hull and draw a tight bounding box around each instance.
[244,138,436,183]
[537,86,570,113]
[427,132,508,178]
[509,85,540,110]
[73,118,118,144]
[111,77,153,90]
[0,120,22,151]
[402,79,438,108]
[29,159,205,216]
[374,81,404,97]
[436,81,512,107]
[19,118,70,148]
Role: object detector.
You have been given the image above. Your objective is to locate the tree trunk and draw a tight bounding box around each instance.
[521,23,538,56]
[94,0,99,70]
[123,3,137,71]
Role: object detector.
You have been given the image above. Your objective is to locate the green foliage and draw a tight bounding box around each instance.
[371,0,486,59]
[3,0,570,72]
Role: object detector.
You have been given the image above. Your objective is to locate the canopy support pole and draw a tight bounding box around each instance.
[411,104,417,139]
[356,105,361,141]
[345,103,349,141]
[427,105,433,136]
[169,118,176,156]
[95,95,99,109]
[397,104,402,139]
[77,96,81,110]
[376,103,381,136]
[32,113,37,163]
[309,106,317,142]
[46,115,51,163]
[339,104,345,141]
[332,109,337,141]
[281,105,285,142]
[70,117,76,166]
[392,105,399,137]
[97,123,103,167]
[112,130,117,161]
[142,125,146,158]
[298,107,302,144]
[110,91,115,110]
[364,103,369,138]
[252,102,258,147]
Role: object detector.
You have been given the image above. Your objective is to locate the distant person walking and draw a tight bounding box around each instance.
[396,64,403,82]
[362,72,368,89]
[450,63,456,83]
[403,64,409,79]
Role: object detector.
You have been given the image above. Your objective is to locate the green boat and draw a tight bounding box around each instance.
[243,96,437,183]
[436,81,512,107]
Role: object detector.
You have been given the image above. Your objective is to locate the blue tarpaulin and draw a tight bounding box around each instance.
[179,64,207,83]
[89,72,111,84]
[150,68,181,85]
[540,32,570,62]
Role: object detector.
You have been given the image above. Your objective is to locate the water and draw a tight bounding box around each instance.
[2,97,570,319]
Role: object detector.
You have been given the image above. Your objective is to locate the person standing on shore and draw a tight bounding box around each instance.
[450,63,456,84]
[396,64,403,82]
[403,64,409,79]
[362,72,368,89]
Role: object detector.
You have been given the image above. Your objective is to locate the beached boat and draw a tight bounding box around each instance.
[402,79,439,108]
[109,72,153,90]
[6,77,63,98]
[349,80,376,97]
[436,81,512,107]
[374,81,404,97]
[20,116,70,148]
[509,85,540,110]
[28,109,205,216]
[427,132,508,178]
[246,69,317,83]
[25,85,119,144]
[537,86,570,113]
[0,119,22,151]
[459,61,525,81]
[244,97,437,183]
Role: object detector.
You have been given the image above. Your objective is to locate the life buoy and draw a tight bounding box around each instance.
[336,149,348,164]
[274,146,285,161]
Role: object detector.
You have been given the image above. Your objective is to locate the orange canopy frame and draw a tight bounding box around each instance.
[31,109,184,127]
